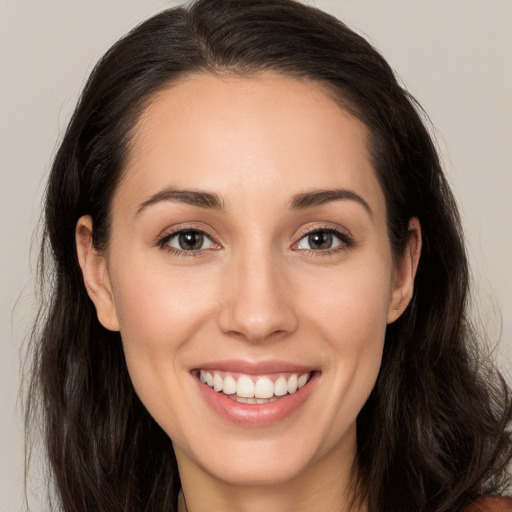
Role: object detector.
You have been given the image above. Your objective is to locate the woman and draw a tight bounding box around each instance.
[27,0,512,511]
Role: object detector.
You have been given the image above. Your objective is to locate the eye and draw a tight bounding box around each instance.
[295,229,349,251]
[162,230,216,252]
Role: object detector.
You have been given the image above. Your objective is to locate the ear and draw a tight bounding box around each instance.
[76,215,120,331]
[387,218,422,324]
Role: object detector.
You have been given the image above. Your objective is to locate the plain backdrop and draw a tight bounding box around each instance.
[1,1,511,510]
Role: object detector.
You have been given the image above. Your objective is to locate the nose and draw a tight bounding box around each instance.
[218,248,298,343]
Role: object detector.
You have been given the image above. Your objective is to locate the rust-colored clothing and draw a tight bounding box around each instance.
[465,497,512,511]
[177,493,512,511]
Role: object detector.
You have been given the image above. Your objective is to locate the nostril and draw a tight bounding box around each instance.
[218,308,298,343]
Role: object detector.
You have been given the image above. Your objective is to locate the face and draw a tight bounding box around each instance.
[77,73,419,491]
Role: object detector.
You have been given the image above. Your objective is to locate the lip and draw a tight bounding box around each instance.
[194,359,315,375]
[192,360,319,427]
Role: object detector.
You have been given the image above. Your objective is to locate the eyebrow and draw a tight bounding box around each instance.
[136,188,225,214]
[289,188,372,216]
[136,186,372,216]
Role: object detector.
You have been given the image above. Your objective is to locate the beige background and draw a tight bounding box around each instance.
[1,1,511,510]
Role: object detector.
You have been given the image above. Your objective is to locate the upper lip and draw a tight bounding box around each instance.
[191,359,317,375]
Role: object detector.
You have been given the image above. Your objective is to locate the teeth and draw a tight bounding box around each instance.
[213,373,223,392]
[237,375,255,398]
[223,375,237,395]
[199,370,312,401]
[254,377,274,398]
[274,376,288,396]
[287,374,298,394]
[298,374,309,388]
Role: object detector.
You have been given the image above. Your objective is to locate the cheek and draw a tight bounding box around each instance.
[113,259,217,336]
[107,258,228,443]
[299,258,391,417]
[109,258,221,387]
[303,258,393,343]
[328,264,391,389]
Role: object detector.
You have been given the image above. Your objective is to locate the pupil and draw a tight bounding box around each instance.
[179,232,203,250]
[309,231,332,250]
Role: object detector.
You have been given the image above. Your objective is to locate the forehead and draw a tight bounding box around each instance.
[116,72,385,216]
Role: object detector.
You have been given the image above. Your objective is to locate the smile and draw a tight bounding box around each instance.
[192,361,319,426]
[199,370,312,404]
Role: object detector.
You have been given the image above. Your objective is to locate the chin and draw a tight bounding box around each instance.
[196,442,315,487]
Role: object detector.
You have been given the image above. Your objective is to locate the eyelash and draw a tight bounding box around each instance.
[293,226,354,256]
[156,225,353,258]
[156,225,218,258]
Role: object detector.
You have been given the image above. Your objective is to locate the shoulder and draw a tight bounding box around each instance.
[464,497,512,512]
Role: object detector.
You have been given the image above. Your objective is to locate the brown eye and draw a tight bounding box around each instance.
[179,232,204,250]
[296,229,348,251]
[165,230,215,251]
[307,231,333,250]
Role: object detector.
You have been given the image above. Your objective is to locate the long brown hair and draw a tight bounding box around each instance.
[27,1,511,510]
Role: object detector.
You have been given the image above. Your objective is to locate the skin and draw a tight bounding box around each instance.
[76,73,421,512]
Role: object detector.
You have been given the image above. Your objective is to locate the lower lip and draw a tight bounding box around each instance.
[195,373,318,427]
